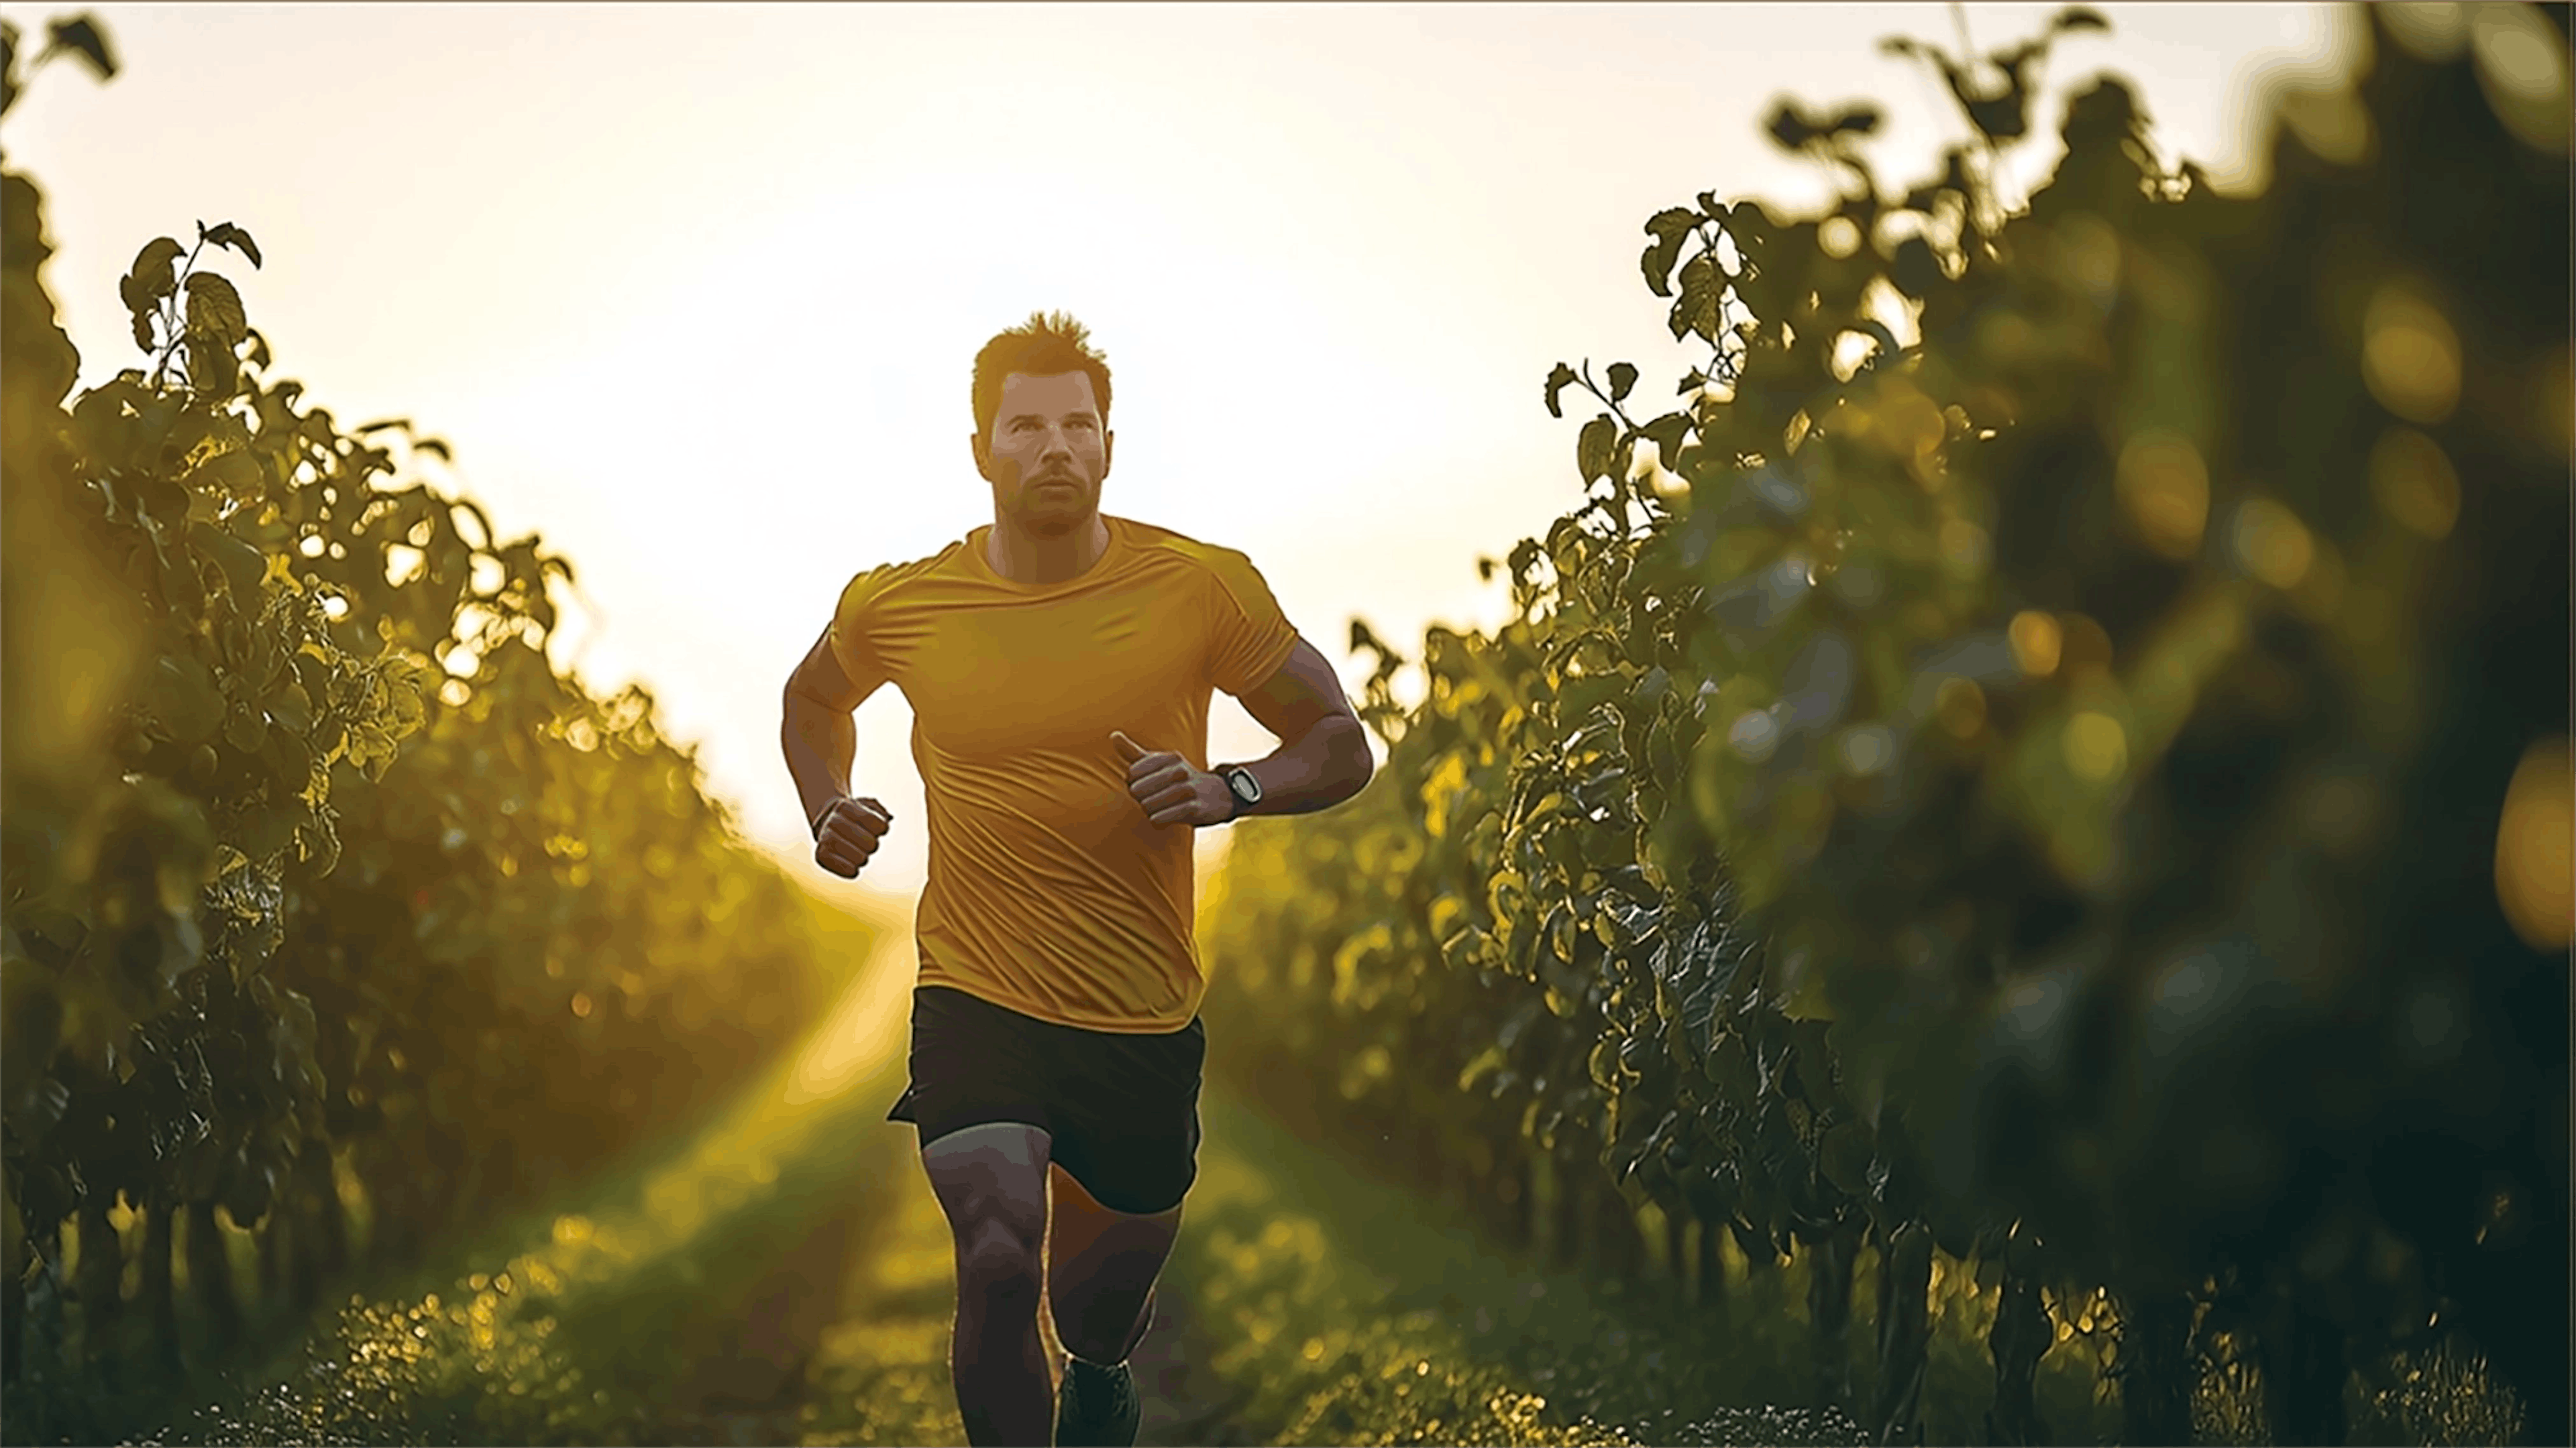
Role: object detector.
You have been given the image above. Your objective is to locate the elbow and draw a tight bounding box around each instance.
[1330,716,1375,803]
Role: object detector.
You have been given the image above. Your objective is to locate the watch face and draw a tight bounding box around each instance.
[1228,767,1262,804]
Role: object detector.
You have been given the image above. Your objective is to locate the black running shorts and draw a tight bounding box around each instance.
[886,985,1208,1216]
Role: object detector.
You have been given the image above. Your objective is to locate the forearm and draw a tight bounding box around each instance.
[780,695,856,832]
[1228,716,1373,818]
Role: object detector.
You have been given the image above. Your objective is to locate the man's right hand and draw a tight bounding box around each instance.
[812,795,893,879]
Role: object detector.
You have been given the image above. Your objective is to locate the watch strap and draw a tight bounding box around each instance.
[1219,763,1261,820]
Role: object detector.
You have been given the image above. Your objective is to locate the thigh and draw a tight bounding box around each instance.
[1048,1162,1183,1284]
[1044,1017,1207,1218]
[922,1121,1053,1259]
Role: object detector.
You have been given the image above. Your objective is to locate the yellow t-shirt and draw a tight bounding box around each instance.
[828,514,1301,1033]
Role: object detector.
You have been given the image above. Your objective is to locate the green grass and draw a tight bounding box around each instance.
[1164,1089,1876,1446]
[1170,1089,2530,1448]
[81,889,921,1447]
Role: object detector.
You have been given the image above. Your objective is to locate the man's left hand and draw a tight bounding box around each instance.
[1112,730,1233,827]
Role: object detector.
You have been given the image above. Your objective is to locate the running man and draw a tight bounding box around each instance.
[778,312,1375,1447]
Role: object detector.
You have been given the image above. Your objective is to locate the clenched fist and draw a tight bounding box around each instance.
[1113,730,1233,828]
[811,795,893,879]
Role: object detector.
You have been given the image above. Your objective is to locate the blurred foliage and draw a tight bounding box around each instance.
[119,991,900,1448]
[1,13,853,1425]
[1208,5,2567,1445]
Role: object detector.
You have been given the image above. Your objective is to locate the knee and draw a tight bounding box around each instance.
[955,1223,1043,1320]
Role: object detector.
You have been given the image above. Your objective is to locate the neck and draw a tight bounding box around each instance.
[987,510,1110,586]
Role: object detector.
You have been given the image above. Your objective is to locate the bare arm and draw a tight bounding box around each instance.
[782,626,892,876]
[1226,636,1375,816]
[1116,636,1375,827]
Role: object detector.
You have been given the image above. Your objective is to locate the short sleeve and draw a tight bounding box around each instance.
[826,567,895,697]
[1201,548,1301,697]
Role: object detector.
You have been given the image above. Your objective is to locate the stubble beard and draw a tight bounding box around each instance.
[1013,465,1097,539]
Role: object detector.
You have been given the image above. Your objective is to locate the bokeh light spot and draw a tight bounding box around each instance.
[2383,2,2469,62]
[2470,1,2573,154]
[2363,283,2462,425]
[2063,712,2129,783]
[2278,85,2375,166]
[2369,427,2462,539]
[2009,611,2063,678]
[1837,724,1894,776]
[2230,497,2316,589]
[2116,431,2210,559]
[2493,734,2573,951]
[1728,708,1780,764]
[1934,677,1987,740]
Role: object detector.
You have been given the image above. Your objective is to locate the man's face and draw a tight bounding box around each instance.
[973,370,1112,538]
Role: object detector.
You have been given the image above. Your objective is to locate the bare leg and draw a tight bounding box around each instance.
[922,1123,1055,1447]
[1045,1164,1183,1365]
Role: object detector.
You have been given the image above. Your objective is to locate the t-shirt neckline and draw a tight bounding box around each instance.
[968,514,1129,594]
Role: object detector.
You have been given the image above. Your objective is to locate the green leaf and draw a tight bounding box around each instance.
[1578,414,1617,485]
[1543,362,1577,420]
[71,376,144,467]
[1892,236,1942,297]
[1607,362,1638,404]
[1668,253,1722,344]
[187,335,239,398]
[1966,89,2029,141]
[191,521,267,602]
[237,798,294,860]
[297,805,340,874]
[202,221,262,269]
[225,700,268,754]
[1639,411,1693,471]
[1825,105,1881,139]
[1640,207,1698,298]
[184,449,268,506]
[154,652,227,746]
[42,17,117,79]
[127,236,182,304]
[1456,1044,1506,1092]
[1766,99,1820,151]
[184,272,248,346]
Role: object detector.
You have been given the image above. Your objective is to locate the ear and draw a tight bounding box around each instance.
[971,430,992,482]
[1102,428,1114,479]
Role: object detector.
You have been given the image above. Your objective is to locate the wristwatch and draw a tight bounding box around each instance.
[1218,764,1263,821]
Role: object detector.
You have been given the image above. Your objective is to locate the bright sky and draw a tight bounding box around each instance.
[4,3,2358,901]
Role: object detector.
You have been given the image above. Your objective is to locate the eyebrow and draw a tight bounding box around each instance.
[1004,409,1101,426]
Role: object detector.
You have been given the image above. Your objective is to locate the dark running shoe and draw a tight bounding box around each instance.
[1055,1355,1141,1447]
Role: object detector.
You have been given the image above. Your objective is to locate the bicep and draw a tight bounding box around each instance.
[786,625,879,714]
[1235,636,1358,741]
